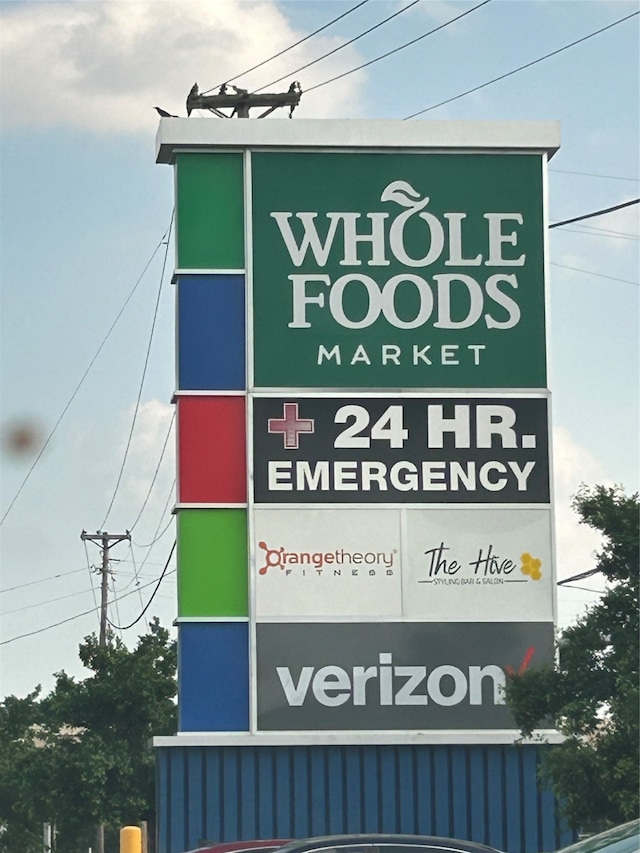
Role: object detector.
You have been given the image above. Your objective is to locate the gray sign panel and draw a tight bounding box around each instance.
[256,621,554,731]
[253,396,549,504]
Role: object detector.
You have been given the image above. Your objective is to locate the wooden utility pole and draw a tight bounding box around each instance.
[80,529,131,853]
[81,530,131,645]
[186,81,302,119]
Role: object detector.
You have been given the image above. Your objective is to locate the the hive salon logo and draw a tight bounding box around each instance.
[257,540,396,577]
[418,541,543,586]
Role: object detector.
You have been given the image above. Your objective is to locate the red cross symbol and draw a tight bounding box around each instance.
[268,403,315,449]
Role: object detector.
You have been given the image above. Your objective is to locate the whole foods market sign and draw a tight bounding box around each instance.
[252,151,546,388]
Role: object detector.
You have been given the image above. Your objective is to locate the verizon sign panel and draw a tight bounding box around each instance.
[256,621,554,731]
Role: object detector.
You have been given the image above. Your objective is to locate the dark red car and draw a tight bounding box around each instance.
[184,840,291,853]
[183,835,505,853]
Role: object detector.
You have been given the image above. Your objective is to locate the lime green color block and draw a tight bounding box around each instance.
[178,509,248,617]
[176,153,244,269]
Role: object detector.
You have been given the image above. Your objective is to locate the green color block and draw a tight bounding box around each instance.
[176,153,244,269]
[178,509,248,617]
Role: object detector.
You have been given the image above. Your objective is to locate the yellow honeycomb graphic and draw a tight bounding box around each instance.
[520,552,542,580]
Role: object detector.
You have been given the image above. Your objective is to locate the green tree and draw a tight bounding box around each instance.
[0,618,177,853]
[506,485,639,831]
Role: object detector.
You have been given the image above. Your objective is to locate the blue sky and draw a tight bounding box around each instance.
[1,0,638,699]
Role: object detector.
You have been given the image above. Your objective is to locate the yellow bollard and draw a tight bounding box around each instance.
[120,825,142,853]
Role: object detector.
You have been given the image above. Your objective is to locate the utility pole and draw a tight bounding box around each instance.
[80,530,131,853]
[81,530,131,645]
[186,81,302,119]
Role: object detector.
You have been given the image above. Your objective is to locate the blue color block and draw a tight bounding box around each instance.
[177,274,245,390]
[178,622,249,731]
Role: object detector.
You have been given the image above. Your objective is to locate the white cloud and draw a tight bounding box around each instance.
[0,0,368,134]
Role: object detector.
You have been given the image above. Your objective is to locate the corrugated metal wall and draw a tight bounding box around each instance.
[156,744,572,853]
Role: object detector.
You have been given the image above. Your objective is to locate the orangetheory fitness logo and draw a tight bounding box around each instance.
[257,540,396,575]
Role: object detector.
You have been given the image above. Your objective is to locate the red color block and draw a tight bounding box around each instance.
[178,396,246,503]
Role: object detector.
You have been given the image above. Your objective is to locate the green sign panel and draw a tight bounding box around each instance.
[252,152,546,388]
[177,509,248,617]
[176,153,244,270]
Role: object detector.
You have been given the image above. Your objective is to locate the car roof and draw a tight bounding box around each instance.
[187,841,291,853]
[275,834,502,853]
[554,820,640,853]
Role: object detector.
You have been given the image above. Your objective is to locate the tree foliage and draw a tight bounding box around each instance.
[0,618,177,853]
[506,485,639,830]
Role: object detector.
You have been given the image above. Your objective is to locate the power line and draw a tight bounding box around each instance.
[254,0,423,93]
[560,226,638,240]
[133,516,175,551]
[129,409,175,531]
[306,0,491,94]
[111,569,169,579]
[110,575,124,641]
[0,219,173,528]
[107,541,176,631]
[199,0,371,95]
[0,567,176,646]
[404,9,639,119]
[124,474,175,616]
[109,561,170,571]
[83,536,100,626]
[551,262,638,287]
[0,568,85,594]
[560,584,606,594]
[549,198,639,229]
[0,604,101,645]
[557,568,601,586]
[1,587,99,617]
[119,541,147,625]
[114,564,166,574]
[132,478,176,548]
[115,553,143,595]
[550,169,639,182]
[101,213,174,527]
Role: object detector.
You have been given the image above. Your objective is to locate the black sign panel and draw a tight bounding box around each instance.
[256,621,554,731]
[253,396,549,503]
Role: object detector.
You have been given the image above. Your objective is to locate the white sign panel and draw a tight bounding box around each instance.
[254,507,553,621]
[403,507,553,621]
[254,508,402,617]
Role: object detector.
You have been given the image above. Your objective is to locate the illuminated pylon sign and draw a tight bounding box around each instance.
[156,118,561,737]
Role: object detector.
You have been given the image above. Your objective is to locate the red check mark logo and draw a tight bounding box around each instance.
[505,646,536,676]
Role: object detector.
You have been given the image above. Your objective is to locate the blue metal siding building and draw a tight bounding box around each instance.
[156,743,571,853]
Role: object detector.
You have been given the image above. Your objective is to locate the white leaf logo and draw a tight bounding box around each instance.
[380,180,429,210]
